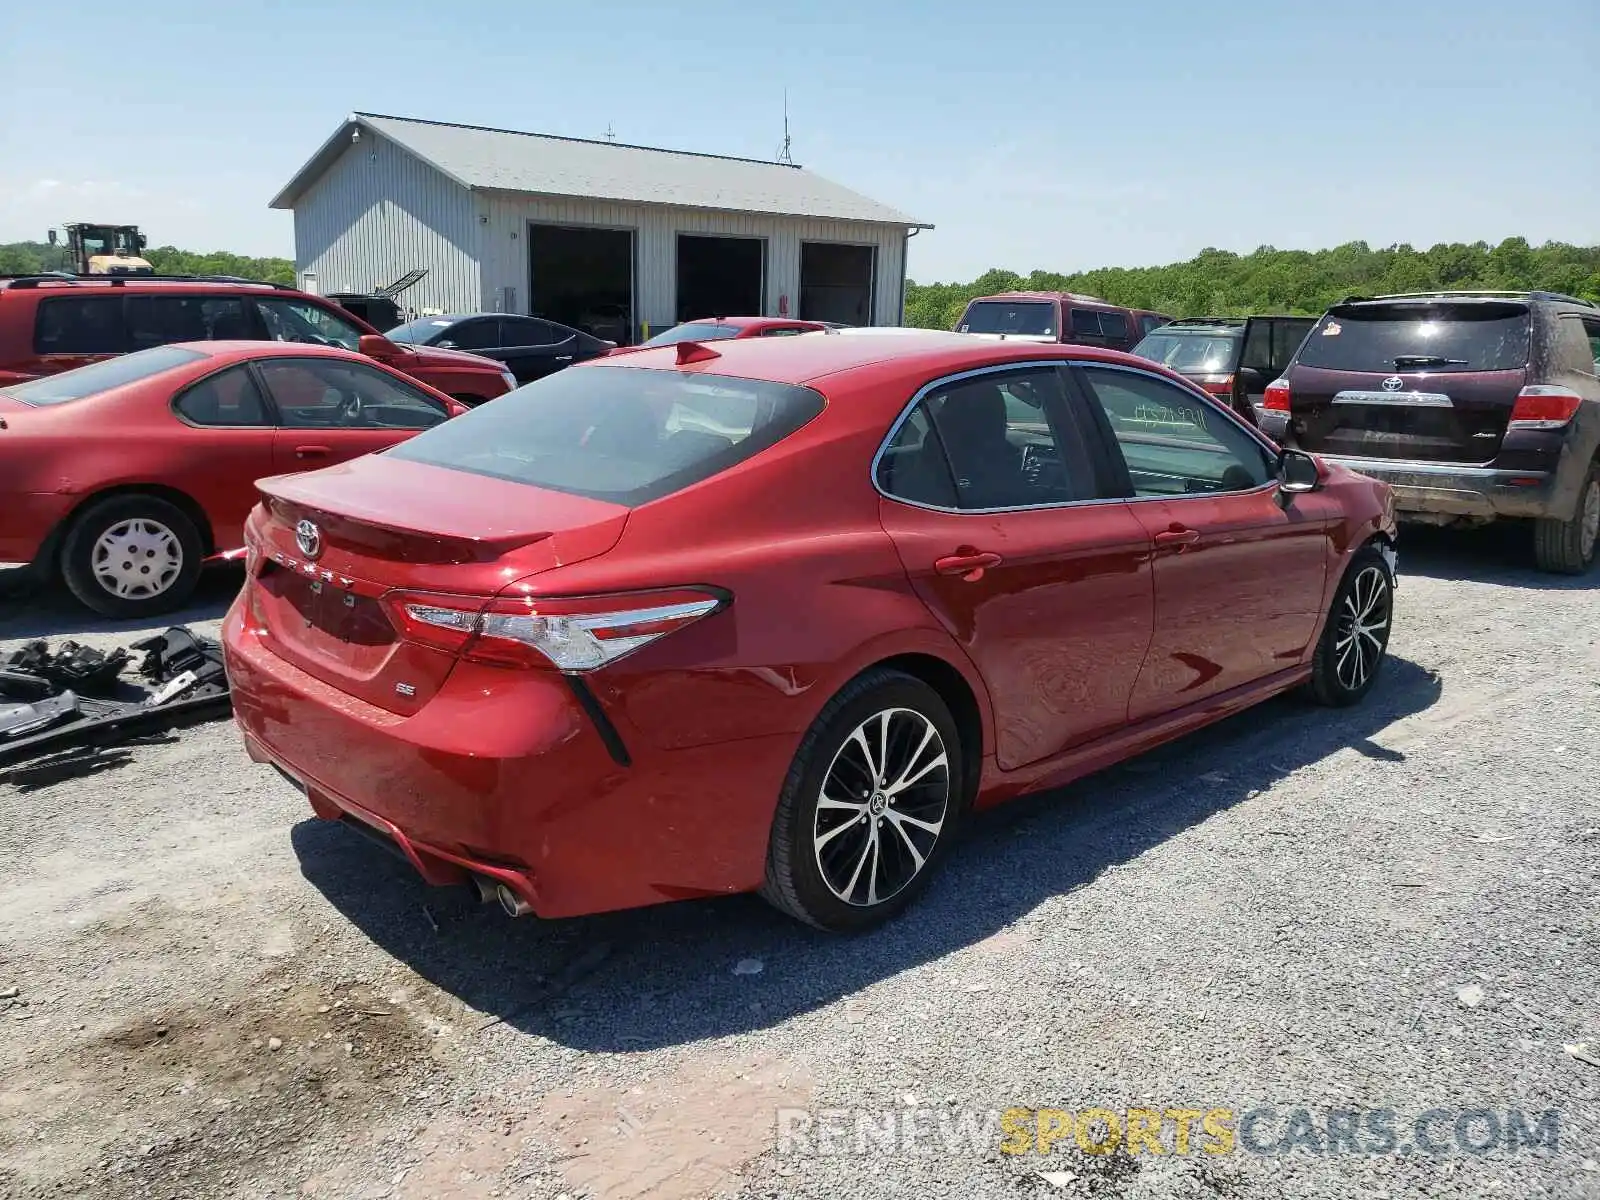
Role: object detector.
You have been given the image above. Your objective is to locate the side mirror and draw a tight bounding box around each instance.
[358,333,396,358]
[1279,448,1323,494]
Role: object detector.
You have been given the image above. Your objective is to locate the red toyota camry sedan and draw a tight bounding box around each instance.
[1,342,467,617]
[224,331,1398,931]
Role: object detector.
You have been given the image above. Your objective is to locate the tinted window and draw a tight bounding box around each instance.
[386,365,823,506]
[1140,315,1167,337]
[0,345,204,406]
[174,364,270,426]
[1239,320,1274,373]
[256,359,447,430]
[447,319,500,350]
[256,298,363,351]
[1554,316,1598,375]
[1582,319,1600,375]
[1100,312,1129,341]
[33,296,126,354]
[759,327,807,337]
[502,318,555,347]
[1134,329,1241,372]
[1271,320,1312,370]
[958,301,1056,337]
[386,317,456,345]
[887,369,1089,510]
[641,322,743,347]
[1082,367,1273,496]
[1069,309,1104,338]
[1296,304,1531,373]
[126,296,255,350]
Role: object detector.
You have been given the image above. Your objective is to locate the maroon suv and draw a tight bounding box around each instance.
[0,275,516,405]
[1261,291,1600,573]
[954,291,1171,352]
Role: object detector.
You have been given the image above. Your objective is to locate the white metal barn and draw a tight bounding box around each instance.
[270,113,930,342]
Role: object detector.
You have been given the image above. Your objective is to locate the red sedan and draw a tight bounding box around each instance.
[1,342,467,617]
[631,316,830,349]
[224,331,1398,931]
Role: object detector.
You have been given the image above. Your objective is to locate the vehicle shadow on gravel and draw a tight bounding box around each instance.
[292,655,1442,1053]
[1396,522,1598,589]
[0,565,243,641]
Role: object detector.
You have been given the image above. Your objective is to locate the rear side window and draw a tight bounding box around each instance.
[33,296,127,354]
[1100,312,1129,341]
[174,364,271,426]
[386,364,824,505]
[958,301,1056,337]
[1070,309,1103,337]
[0,344,204,406]
[1296,304,1531,373]
[126,296,256,350]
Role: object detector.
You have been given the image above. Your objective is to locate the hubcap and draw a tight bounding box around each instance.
[1581,479,1599,557]
[91,518,183,600]
[813,708,950,907]
[1334,565,1391,692]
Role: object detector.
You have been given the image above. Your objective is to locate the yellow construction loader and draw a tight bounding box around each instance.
[48,223,154,275]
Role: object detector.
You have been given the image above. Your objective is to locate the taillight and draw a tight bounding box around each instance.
[383,587,726,672]
[1508,386,1582,431]
[1195,373,1234,398]
[1263,379,1291,411]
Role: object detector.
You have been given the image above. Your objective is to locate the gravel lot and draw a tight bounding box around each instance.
[1,527,1596,1200]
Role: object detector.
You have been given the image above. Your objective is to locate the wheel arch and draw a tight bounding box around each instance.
[865,652,986,808]
[40,484,215,577]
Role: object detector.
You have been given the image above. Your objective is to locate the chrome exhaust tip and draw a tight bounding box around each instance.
[496,882,533,918]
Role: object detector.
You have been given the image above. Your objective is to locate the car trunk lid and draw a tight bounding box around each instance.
[249,455,628,714]
[1287,301,1530,463]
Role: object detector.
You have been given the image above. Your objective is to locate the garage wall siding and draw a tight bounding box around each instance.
[291,135,480,316]
[475,192,906,330]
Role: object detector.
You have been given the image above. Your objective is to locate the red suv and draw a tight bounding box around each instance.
[955,292,1171,352]
[0,275,517,405]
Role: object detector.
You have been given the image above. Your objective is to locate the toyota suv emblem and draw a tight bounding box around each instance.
[1381,375,1404,392]
[295,519,322,559]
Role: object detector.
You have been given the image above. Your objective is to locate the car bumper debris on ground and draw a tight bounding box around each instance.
[1,535,1597,1200]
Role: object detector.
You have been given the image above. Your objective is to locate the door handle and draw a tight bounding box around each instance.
[554,355,573,362]
[935,550,1003,578]
[294,444,331,459]
[1153,526,1200,549]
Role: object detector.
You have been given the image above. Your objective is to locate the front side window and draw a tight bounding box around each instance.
[255,298,363,351]
[33,296,126,354]
[386,317,456,345]
[446,319,501,350]
[1081,367,1274,496]
[878,368,1090,510]
[174,364,270,426]
[385,364,823,506]
[0,344,203,406]
[256,358,447,430]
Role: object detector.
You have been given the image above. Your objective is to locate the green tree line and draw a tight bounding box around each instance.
[905,238,1600,330]
[0,240,296,285]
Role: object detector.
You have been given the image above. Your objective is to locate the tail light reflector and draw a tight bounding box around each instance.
[1262,379,1291,411]
[1508,386,1582,431]
[383,587,726,672]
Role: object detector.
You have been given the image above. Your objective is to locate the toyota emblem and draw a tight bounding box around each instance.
[294,519,322,559]
[1381,375,1404,392]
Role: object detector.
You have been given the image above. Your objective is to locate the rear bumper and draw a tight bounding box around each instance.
[222,601,793,918]
[1314,456,1557,521]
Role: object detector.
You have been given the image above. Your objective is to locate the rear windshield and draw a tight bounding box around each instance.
[958,301,1056,337]
[1297,303,1531,373]
[384,364,825,506]
[0,344,205,406]
[641,322,743,347]
[1132,328,1241,372]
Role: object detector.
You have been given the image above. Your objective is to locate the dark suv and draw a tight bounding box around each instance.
[0,275,516,405]
[1131,315,1314,426]
[955,292,1171,352]
[1260,291,1600,573]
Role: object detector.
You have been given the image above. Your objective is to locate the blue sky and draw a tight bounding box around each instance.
[3,0,1596,281]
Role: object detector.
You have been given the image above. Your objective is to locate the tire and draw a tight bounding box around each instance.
[1533,461,1600,575]
[1307,543,1395,707]
[761,669,967,932]
[59,494,204,619]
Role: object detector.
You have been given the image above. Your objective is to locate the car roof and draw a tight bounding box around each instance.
[970,291,1124,309]
[585,329,1178,387]
[174,340,368,361]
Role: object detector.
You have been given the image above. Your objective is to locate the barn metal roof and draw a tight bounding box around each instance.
[270,113,930,228]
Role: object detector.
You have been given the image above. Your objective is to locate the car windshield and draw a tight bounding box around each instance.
[0,345,205,406]
[641,322,744,347]
[386,317,457,345]
[1297,303,1532,373]
[384,364,825,506]
[1132,329,1241,372]
[957,301,1056,337]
